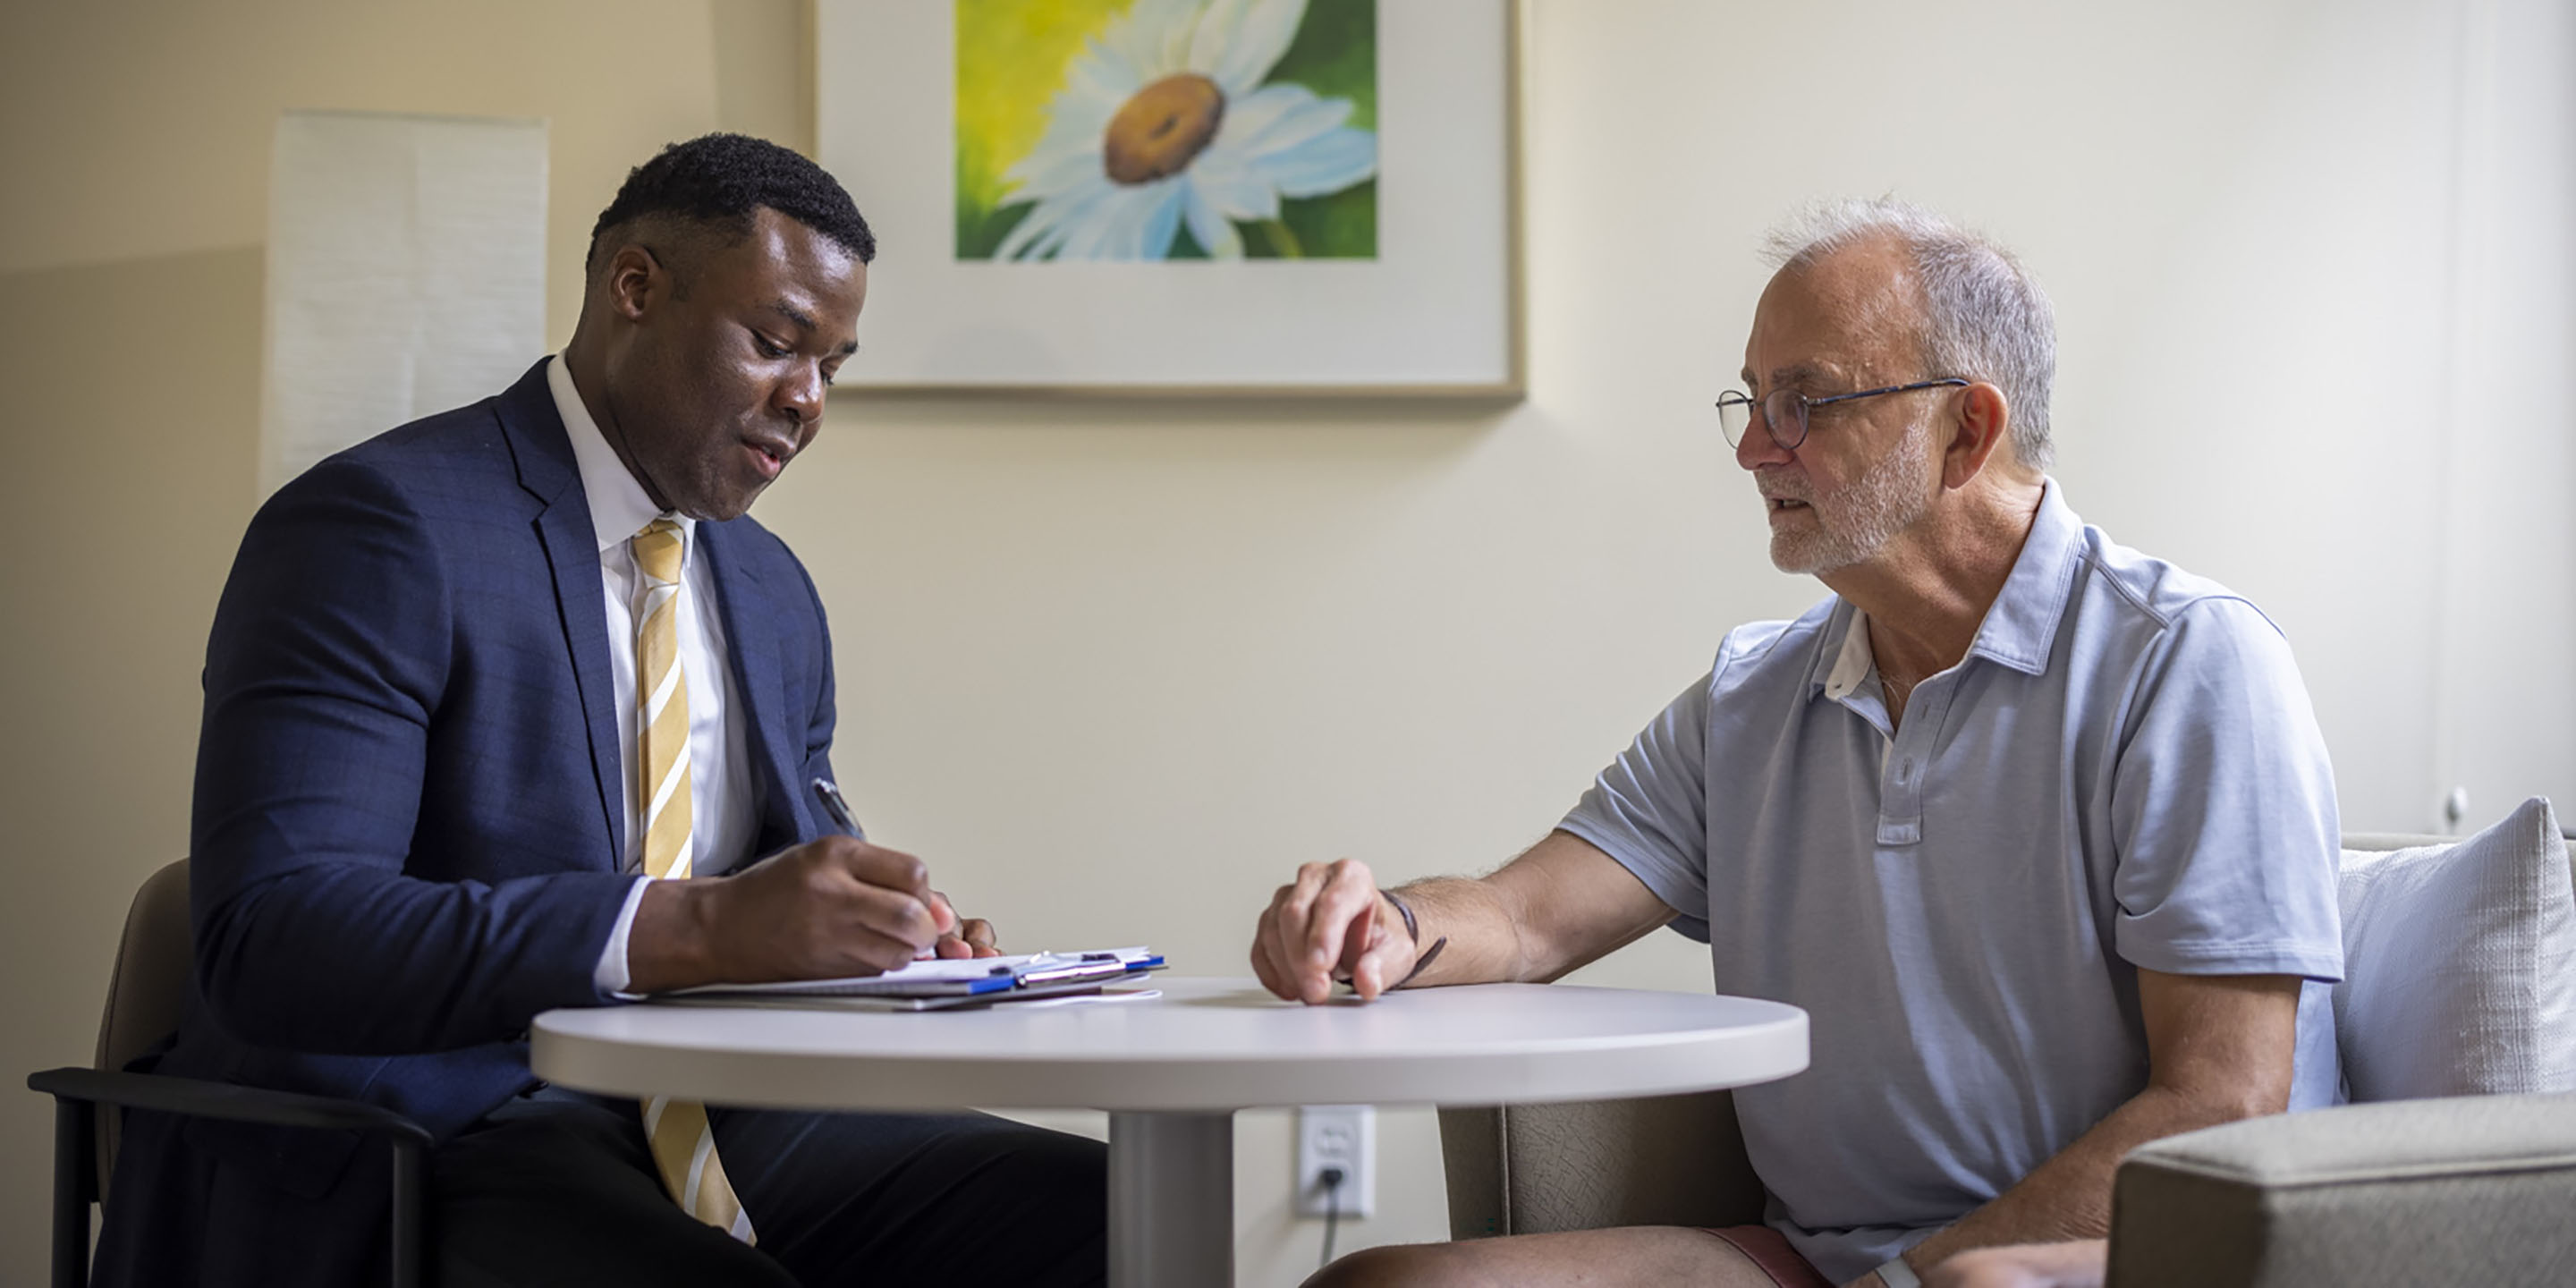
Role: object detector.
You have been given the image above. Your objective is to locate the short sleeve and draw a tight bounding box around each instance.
[1559,675,1716,942]
[2110,597,2344,981]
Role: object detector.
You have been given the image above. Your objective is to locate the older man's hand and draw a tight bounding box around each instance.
[1250,858,1417,1004]
[1922,1240,2108,1288]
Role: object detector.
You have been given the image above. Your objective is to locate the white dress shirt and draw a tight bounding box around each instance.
[547,356,757,993]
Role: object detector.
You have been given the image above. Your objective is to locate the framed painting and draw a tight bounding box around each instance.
[813,0,1522,396]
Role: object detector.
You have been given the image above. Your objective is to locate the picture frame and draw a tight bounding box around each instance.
[812,0,1523,397]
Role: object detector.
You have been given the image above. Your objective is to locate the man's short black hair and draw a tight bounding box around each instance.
[587,132,876,272]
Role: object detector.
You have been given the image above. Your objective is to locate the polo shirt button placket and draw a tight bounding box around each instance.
[1877,688,1939,848]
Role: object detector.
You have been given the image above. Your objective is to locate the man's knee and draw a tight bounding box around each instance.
[1004,1121,1110,1184]
[1307,1226,1778,1288]
[837,1120,1105,1284]
[928,1117,1106,1206]
[1305,1241,1468,1288]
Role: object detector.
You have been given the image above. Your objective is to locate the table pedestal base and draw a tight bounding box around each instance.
[1108,1110,1233,1288]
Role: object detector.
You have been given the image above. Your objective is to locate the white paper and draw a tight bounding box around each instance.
[261,111,547,493]
[667,947,1162,997]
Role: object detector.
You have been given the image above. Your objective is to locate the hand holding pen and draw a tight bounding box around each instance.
[814,778,1001,961]
[624,817,962,993]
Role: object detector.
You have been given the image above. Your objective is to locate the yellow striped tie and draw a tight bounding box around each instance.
[631,519,755,1243]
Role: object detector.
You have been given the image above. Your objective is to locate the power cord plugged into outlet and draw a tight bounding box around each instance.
[1300,1103,1372,1267]
[1317,1165,1348,1269]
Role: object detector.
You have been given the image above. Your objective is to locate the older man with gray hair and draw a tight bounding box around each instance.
[1251,199,2343,1288]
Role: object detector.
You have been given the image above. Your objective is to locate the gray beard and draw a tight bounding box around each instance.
[1769,417,1936,575]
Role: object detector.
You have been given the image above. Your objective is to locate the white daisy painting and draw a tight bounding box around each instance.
[956,0,1378,261]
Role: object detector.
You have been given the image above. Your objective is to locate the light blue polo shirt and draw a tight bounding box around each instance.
[1559,479,2343,1282]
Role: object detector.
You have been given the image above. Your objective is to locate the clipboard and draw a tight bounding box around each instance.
[654,946,1166,1010]
[655,970,1162,1012]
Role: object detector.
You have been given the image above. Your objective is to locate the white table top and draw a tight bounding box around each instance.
[533,976,1808,1113]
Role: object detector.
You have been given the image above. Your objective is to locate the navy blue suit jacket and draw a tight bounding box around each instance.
[96,360,839,1287]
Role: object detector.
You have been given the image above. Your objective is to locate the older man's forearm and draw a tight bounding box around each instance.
[1377,875,1530,985]
[1892,1081,2279,1275]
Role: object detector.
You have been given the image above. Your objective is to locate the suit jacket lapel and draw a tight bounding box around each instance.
[697,521,801,864]
[496,360,625,868]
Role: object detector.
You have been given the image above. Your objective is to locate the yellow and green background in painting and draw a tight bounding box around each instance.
[955,0,1378,260]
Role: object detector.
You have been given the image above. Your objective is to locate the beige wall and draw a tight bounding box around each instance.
[4,1,2570,1284]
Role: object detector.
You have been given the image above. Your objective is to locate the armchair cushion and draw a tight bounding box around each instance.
[2334,797,2573,1100]
[2108,1092,2576,1287]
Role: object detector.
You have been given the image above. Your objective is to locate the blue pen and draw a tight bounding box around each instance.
[810,777,864,838]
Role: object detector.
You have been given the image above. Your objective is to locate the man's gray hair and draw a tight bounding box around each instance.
[1761,199,2057,471]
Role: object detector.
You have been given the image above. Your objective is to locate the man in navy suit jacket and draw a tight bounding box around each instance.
[97,134,1106,1287]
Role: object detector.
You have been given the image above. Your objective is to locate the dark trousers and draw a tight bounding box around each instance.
[431,1085,1106,1287]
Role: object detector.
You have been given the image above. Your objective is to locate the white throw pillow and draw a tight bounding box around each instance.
[2334,796,2573,1101]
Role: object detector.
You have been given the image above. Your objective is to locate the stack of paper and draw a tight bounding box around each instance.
[662,947,1165,1005]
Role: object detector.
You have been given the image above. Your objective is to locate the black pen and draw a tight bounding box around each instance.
[810,777,864,838]
[816,776,954,962]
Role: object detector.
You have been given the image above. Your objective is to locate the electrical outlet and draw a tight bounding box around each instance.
[1295,1105,1375,1218]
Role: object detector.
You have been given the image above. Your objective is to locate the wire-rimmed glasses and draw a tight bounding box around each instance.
[1716,378,1968,450]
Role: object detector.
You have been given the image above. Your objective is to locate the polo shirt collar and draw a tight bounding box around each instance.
[1819,600,1875,700]
[547,354,694,555]
[1962,477,2082,677]
[1806,476,2083,698]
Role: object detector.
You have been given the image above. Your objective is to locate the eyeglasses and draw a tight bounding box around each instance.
[1716,378,1968,451]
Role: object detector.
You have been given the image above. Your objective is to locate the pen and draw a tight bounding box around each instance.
[818,776,948,961]
[810,777,863,838]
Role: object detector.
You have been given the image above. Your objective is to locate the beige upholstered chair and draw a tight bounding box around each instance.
[2106,1091,2576,1284]
[28,860,430,1288]
[1439,1088,1760,1238]
[1439,819,2576,1285]
[89,860,193,1180]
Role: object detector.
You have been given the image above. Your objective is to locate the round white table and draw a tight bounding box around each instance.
[533,977,1807,1288]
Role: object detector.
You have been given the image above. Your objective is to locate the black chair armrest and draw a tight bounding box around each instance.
[30,1066,432,1143]
[28,1066,431,1288]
